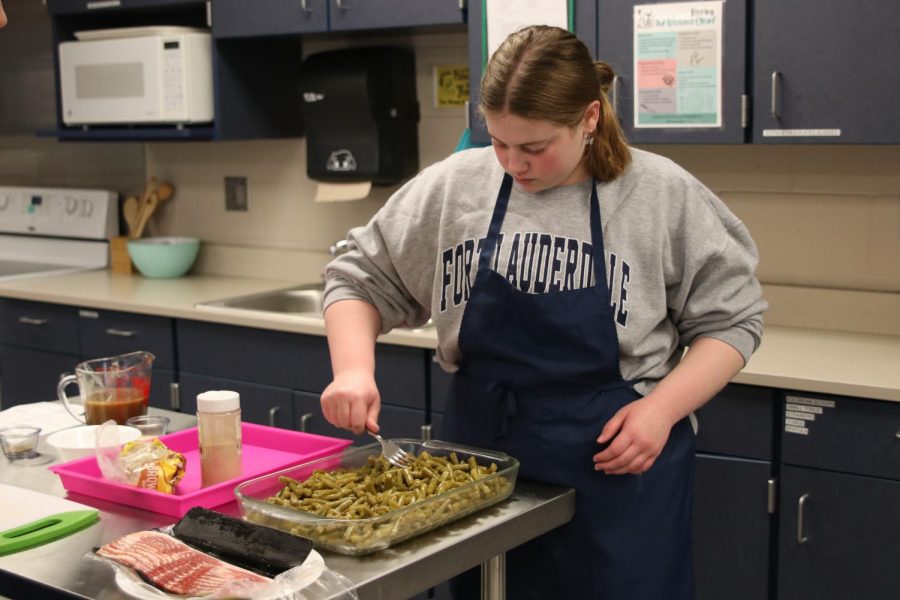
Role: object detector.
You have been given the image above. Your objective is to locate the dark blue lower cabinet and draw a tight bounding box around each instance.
[693,454,771,600]
[430,581,452,600]
[0,346,78,409]
[778,465,900,600]
[177,372,294,429]
[293,391,427,443]
[148,367,176,411]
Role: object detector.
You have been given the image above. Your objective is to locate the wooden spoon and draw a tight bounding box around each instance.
[157,181,175,203]
[131,192,159,239]
[132,177,159,238]
[122,196,139,237]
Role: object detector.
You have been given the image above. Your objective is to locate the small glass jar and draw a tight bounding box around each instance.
[197,390,242,487]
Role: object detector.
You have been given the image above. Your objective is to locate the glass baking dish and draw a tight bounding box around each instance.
[235,439,519,555]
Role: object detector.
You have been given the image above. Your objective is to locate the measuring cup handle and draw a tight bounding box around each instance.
[57,373,86,424]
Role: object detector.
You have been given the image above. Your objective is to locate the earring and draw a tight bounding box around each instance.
[583,133,594,146]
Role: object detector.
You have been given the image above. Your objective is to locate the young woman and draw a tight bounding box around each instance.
[321,25,766,599]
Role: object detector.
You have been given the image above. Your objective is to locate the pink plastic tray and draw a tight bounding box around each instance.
[49,423,352,518]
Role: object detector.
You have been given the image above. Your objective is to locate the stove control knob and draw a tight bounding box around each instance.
[80,198,94,217]
[65,196,79,216]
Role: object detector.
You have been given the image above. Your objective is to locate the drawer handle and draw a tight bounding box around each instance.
[299,0,310,11]
[268,406,281,427]
[299,413,313,432]
[895,431,900,440]
[797,493,810,544]
[336,0,348,9]
[105,328,136,338]
[18,316,47,326]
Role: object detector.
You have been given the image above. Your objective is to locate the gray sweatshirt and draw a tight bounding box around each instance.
[324,146,766,394]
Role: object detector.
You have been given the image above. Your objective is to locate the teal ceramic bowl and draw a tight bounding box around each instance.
[127,236,200,278]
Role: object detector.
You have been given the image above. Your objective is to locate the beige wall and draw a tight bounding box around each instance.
[643,145,900,335]
[0,136,143,191]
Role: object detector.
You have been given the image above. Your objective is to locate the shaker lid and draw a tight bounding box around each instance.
[197,390,240,413]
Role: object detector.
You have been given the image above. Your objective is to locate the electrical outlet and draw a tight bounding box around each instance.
[225,176,249,211]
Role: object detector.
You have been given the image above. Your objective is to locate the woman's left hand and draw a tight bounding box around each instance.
[592,396,676,475]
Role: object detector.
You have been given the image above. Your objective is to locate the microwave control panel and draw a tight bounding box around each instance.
[162,40,185,117]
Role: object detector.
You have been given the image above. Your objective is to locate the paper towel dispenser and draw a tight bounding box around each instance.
[300,47,420,185]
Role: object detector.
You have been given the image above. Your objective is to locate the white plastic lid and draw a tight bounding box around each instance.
[196,390,240,413]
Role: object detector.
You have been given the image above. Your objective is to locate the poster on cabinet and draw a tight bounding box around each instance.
[633,1,723,128]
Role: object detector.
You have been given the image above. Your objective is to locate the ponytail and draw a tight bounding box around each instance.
[585,62,631,182]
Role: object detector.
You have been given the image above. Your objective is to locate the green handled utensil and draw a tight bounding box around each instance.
[0,510,98,555]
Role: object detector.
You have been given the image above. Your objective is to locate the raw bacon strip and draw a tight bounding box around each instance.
[97,530,269,596]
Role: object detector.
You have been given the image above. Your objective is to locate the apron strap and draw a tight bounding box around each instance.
[587,179,606,287]
[477,173,514,273]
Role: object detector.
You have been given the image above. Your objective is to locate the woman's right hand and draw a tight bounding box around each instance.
[320,367,381,435]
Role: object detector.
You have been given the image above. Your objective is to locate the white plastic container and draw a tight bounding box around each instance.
[196,390,242,487]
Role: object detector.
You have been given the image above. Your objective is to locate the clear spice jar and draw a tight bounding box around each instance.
[196,390,242,487]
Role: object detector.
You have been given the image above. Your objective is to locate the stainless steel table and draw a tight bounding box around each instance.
[0,408,574,600]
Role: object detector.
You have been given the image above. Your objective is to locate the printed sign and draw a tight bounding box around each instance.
[434,65,470,108]
[634,1,723,128]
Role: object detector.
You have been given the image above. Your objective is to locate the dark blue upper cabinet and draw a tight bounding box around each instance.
[47,0,202,16]
[212,0,465,37]
[596,0,747,144]
[753,0,900,144]
[212,0,328,38]
[467,0,598,145]
[328,0,465,31]
[44,0,304,141]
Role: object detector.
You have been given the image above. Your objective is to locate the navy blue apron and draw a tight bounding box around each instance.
[443,173,695,599]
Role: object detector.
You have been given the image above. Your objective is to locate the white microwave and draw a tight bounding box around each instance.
[58,27,214,126]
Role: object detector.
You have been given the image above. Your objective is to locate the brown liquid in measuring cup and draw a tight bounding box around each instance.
[84,388,147,425]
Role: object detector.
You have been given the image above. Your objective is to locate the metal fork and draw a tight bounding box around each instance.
[367,430,415,468]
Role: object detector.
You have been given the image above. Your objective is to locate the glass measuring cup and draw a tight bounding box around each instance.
[57,351,155,425]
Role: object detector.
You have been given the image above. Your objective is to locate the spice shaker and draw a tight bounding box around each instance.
[196,390,242,487]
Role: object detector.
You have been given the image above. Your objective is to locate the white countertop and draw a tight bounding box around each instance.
[1,270,898,402]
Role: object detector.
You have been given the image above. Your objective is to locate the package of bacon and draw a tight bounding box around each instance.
[90,520,358,599]
[96,530,271,596]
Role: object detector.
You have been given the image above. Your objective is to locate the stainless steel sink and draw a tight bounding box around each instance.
[197,283,326,317]
[196,283,434,330]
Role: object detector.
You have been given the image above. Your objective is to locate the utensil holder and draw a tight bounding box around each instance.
[109,236,134,274]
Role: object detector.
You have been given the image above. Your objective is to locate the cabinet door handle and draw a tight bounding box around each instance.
[299,413,313,432]
[771,71,782,121]
[18,316,47,326]
[105,328,136,338]
[767,478,777,514]
[300,0,310,11]
[336,0,348,9]
[170,382,180,411]
[421,424,432,441]
[797,493,810,544]
[268,406,281,427]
